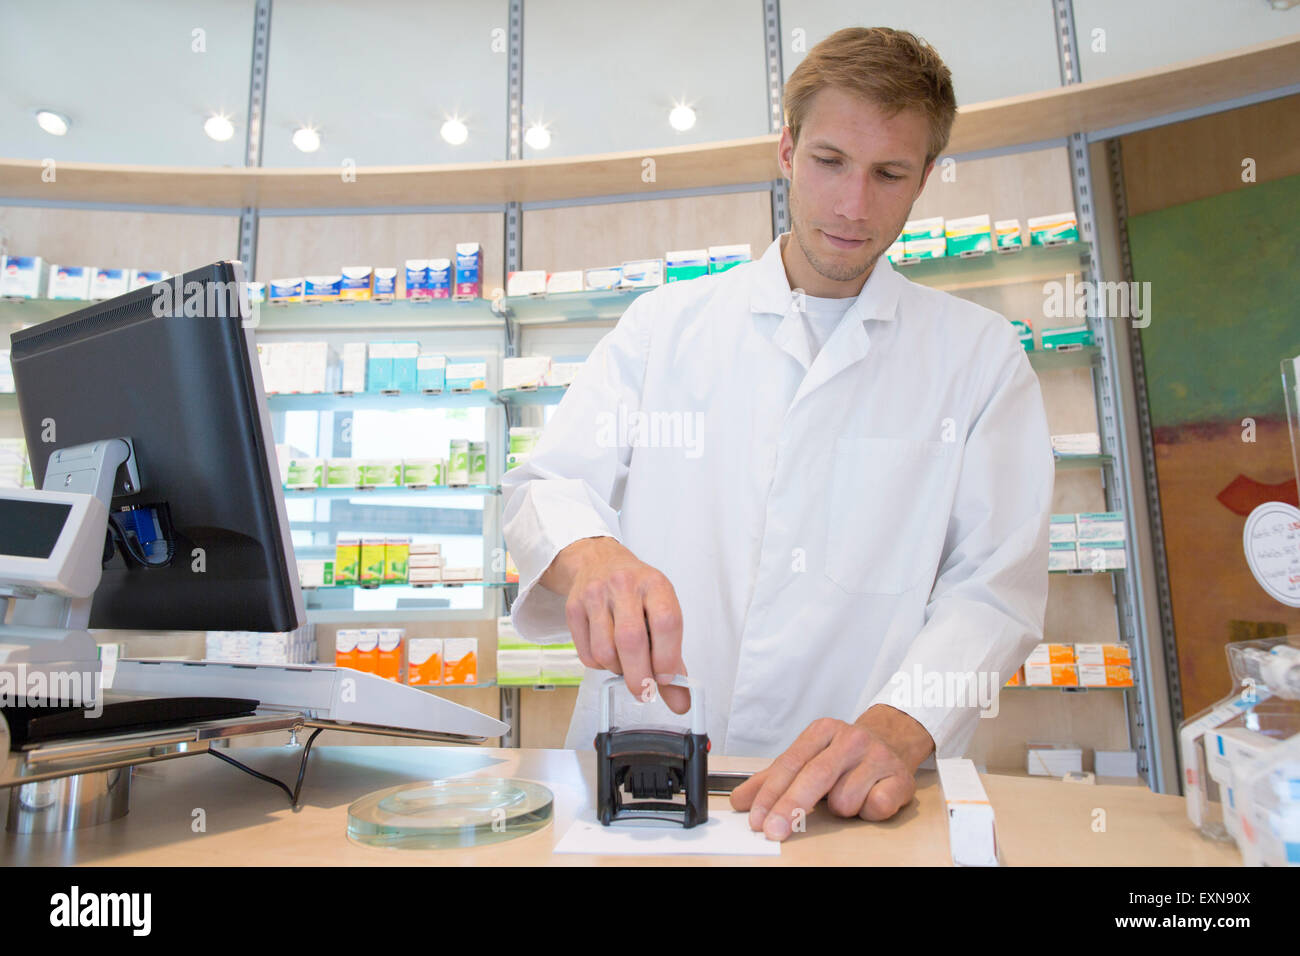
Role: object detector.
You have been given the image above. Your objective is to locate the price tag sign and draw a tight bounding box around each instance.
[1243,501,1300,607]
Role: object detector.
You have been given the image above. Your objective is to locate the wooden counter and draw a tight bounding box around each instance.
[0,745,1239,866]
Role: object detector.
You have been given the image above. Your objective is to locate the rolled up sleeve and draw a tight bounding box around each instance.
[502,296,652,642]
[863,324,1054,758]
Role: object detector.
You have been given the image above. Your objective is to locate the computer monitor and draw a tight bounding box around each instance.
[8,261,303,632]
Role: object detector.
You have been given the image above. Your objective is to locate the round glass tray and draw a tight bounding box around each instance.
[347,777,554,850]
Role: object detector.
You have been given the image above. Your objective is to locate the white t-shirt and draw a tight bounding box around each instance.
[799,294,856,360]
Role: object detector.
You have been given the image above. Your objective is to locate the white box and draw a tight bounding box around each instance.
[546,270,584,294]
[1,256,48,298]
[301,341,330,393]
[619,258,664,288]
[1095,750,1139,778]
[936,758,998,867]
[408,541,441,556]
[89,268,131,300]
[506,270,548,297]
[544,361,583,387]
[47,265,92,300]
[339,342,367,393]
[503,355,551,390]
[1027,745,1083,776]
[584,266,622,291]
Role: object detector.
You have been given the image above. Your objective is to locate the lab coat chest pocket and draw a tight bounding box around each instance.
[824,436,952,594]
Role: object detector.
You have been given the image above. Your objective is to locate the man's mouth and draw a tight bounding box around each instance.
[820,230,869,250]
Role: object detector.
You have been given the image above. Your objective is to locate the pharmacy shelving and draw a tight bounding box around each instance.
[250,298,502,333]
[891,242,1090,293]
[1053,454,1113,471]
[266,390,498,411]
[282,484,500,499]
[302,581,512,591]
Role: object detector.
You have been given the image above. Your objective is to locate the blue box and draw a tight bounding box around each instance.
[390,342,419,393]
[427,258,452,299]
[367,343,395,393]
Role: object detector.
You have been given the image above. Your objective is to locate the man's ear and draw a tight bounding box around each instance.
[777,126,795,179]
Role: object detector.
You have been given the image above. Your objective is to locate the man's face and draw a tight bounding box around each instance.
[779,87,934,289]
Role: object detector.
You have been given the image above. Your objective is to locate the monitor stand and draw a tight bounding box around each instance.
[1,438,133,832]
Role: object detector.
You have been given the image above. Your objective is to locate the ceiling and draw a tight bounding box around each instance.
[0,0,1294,172]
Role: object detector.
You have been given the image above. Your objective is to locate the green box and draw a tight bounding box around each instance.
[285,458,322,488]
[334,537,360,585]
[360,537,387,586]
[384,537,409,584]
[326,458,362,488]
[402,458,444,487]
[1041,324,1094,351]
[468,441,488,485]
[358,459,401,487]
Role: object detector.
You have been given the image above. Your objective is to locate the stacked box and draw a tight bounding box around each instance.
[339,266,373,302]
[443,637,478,684]
[417,353,447,393]
[707,244,750,274]
[334,535,361,585]
[453,243,481,300]
[665,249,708,282]
[407,638,443,685]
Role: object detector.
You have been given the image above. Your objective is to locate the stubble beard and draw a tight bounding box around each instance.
[788,190,883,285]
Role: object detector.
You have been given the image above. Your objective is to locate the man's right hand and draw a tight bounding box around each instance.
[539,536,690,714]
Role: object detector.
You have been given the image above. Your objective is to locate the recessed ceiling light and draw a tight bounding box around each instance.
[35,110,70,136]
[524,123,551,151]
[292,125,321,153]
[204,113,234,142]
[440,117,468,146]
[669,103,696,132]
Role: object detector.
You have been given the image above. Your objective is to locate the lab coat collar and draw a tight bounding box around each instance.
[748,233,902,325]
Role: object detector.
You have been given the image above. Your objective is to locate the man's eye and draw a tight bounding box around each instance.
[878,170,902,182]
[814,156,839,167]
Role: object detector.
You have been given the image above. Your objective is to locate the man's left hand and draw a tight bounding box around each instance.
[729,705,935,841]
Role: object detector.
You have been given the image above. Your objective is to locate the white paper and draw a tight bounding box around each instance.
[554,809,780,856]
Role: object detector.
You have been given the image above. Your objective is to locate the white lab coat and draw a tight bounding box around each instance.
[502,234,1053,759]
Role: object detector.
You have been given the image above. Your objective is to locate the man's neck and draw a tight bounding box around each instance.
[779,232,875,299]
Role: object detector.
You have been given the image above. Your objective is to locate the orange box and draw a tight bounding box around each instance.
[1026,643,1075,665]
[1104,645,1131,667]
[1106,664,1133,687]
[407,638,442,686]
[1004,667,1023,687]
[376,628,404,682]
[1025,662,1077,686]
[334,629,359,669]
[443,637,478,685]
[354,629,379,674]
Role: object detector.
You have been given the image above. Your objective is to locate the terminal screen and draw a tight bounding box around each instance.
[0,498,71,559]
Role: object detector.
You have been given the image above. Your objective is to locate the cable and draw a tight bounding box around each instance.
[208,726,325,810]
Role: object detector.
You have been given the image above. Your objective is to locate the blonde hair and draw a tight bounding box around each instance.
[784,27,957,166]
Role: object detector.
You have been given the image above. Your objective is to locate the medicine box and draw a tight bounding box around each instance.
[506,270,547,297]
[404,260,429,299]
[48,265,92,300]
[268,277,304,304]
[502,355,551,390]
[994,219,1023,250]
[443,638,478,685]
[546,271,585,294]
[1028,212,1079,246]
[416,353,447,393]
[666,249,708,282]
[89,268,130,300]
[944,215,993,256]
[453,243,481,300]
[304,275,342,302]
[1,256,48,298]
[619,258,664,288]
[407,638,443,686]
[390,342,420,393]
[372,267,397,301]
[584,266,622,290]
[427,258,452,299]
[446,361,487,392]
[901,217,944,243]
[339,266,373,302]
[707,244,751,274]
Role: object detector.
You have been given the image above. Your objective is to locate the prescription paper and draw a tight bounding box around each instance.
[554,809,780,857]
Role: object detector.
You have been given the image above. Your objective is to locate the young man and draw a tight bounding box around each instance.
[502,27,1053,840]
